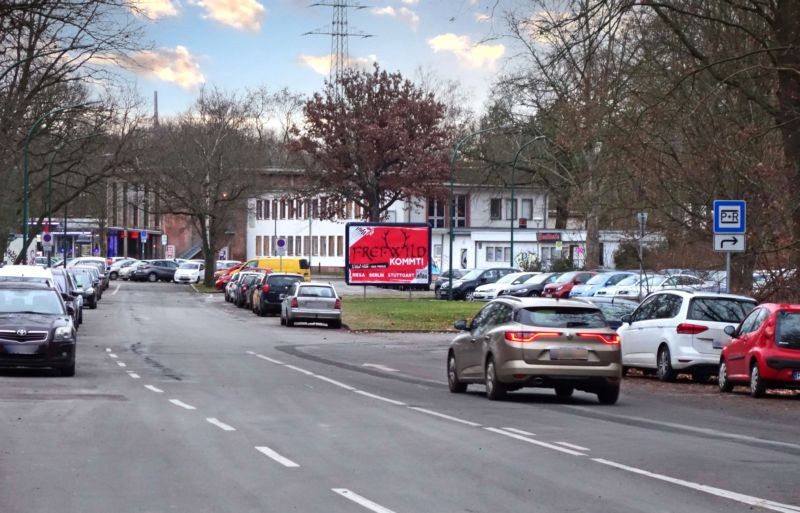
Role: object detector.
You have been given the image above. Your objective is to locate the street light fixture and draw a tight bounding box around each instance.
[447,125,511,300]
[22,101,99,263]
[510,135,546,268]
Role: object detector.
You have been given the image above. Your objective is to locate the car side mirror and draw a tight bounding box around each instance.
[66,305,75,316]
[60,292,73,302]
[454,319,469,331]
[620,314,632,324]
[724,325,737,337]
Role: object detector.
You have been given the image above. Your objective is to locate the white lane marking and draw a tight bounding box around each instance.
[502,427,536,437]
[112,284,120,295]
[555,441,590,452]
[409,407,481,427]
[169,399,197,410]
[144,385,164,393]
[362,363,399,373]
[565,406,800,451]
[486,428,585,456]
[284,364,315,376]
[206,418,236,432]
[313,374,356,391]
[332,488,397,513]
[593,458,800,513]
[116,361,127,368]
[255,446,299,468]
[354,390,406,406]
[255,354,285,365]
[108,353,118,359]
[105,348,111,352]
[127,372,141,379]
[246,350,255,355]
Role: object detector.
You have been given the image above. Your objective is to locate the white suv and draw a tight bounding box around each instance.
[618,290,757,382]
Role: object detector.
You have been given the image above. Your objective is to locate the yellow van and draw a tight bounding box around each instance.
[240,257,311,281]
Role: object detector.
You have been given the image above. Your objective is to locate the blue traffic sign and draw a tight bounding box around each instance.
[713,200,746,233]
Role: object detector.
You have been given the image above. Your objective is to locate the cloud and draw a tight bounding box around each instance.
[191,0,265,31]
[371,5,420,30]
[130,0,179,19]
[125,46,205,89]
[400,0,418,4]
[427,33,505,69]
[475,13,491,23]
[297,54,379,76]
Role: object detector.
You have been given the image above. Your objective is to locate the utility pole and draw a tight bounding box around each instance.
[637,211,648,300]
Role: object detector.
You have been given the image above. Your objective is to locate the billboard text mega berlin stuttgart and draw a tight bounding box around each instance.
[345,223,432,286]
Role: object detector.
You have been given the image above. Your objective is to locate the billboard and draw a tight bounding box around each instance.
[345,223,431,286]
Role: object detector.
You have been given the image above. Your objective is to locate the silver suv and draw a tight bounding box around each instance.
[447,297,623,403]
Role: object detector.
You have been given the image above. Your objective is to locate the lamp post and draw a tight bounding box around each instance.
[636,211,648,299]
[22,101,98,263]
[510,136,546,268]
[447,125,510,299]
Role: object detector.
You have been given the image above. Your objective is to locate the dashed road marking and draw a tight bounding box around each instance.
[486,428,586,456]
[332,488,397,513]
[313,374,356,391]
[556,441,590,452]
[409,407,481,427]
[116,361,127,368]
[112,284,120,295]
[206,418,236,432]
[108,353,118,359]
[169,399,197,410]
[285,364,315,376]
[144,385,164,393]
[105,348,112,352]
[502,427,536,437]
[354,390,406,406]
[255,446,299,468]
[127,372,140,379]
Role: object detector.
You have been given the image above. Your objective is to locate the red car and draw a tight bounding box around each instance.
[542,271,597,299]
[719,303,800,397]
[215,263,244,290]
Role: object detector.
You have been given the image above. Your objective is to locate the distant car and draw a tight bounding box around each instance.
[69,268,99,309]
[720,304,800,397]
[173,262,204,284]
[216,263,244,290]
[437,267,518,300]
[619,290,757,382]
[583,296,639,330]
[251,273,304,316]
[281,282,342,328]
[132,260,179,282]
[118,260,144,281]
[542,271,598,299]
[0,282,77,376]
[71,266,103,300]
[233,272,264,309]
[68,257,109,290]
[51,268,83,327]
[434,269,467,294]
[471,272,537,301]
[498,272,561,297]
[595,274,665,300]
[570,272,636,298]
[108,258,138,280]
[216,260,241,271]
[224,271,247,302]
[447,297,622,403]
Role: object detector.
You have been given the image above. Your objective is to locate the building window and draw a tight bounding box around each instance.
[255,236,263,257]
[434,244,442,258]
[295,236,302,256]
[521,199,533,220]
[427,199,445,228]
[320,236,327,257]
[263,199,270,220]
[452,195,467,227]
[505,199,517,220]
[287,237,294,256]
[490,198,502,220]
[312,237,319,257]
[256,201,263,220]
[486,245,510,263]
[337,236,344,256]
[303,236,310,256]
[280,200,286,219]
[288,200,295,219]
[271,200,278,220]
[311,199,319,219]
[329,236,335,257]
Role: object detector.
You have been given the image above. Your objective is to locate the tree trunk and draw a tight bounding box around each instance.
[199,214,216,287]
[585,208,600,270]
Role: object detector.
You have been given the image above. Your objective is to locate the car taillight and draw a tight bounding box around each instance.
[578,332,620,345]
[241,285,248,291]
[290,297,299,308]
[676,323,708,335]
[335,298,341,309]
[505,331,561,342]
[262,284,270,294]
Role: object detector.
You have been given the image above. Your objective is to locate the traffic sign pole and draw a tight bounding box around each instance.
[713,200,746,293]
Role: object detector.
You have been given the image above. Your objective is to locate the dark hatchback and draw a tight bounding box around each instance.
[132,260,179,282]
[0,283,77,376]
[252,273,304,316]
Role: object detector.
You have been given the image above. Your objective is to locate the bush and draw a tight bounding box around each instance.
[550,257,575,272]
[516,252,544,272]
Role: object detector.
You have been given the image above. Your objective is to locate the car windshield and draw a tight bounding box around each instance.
[517,307,607,328]
[298,286,335,298]
[688,298,756,323]
[458,270,484,281]
[777,311,800,349]
[616,276,639,286]
[53,274,68,292]
[497,273,523,284]
[554,272,577,284]
[0,289,64,315]
[179,263,200,270]
[72,273,91,287]
[524,273,555,285]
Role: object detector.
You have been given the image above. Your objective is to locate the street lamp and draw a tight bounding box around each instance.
[447,125,510,299]
[22,101,98,263]
[636,211,648,299]
[510,135,546,268]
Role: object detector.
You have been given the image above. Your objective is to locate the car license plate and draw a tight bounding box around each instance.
[5,344,39,355]
[793,370,800,381]
[550,347,589,361]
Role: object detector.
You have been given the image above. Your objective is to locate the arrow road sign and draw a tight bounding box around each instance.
[714,234,745,252]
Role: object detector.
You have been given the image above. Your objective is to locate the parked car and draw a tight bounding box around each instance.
[619,290,757,382]
[173,262,204,284]
[69,268,99,309]
[0,265,56,287]
[51,268,83,327]
[570,272,636,298]
[281,282,342,328]
[251,273,304,316]
[225,271,247,302]
[233,272,265,308]
[719,304,800,397]
[108,258,138,280]
[0,282,77,376]
[434,269,467,294]
[583,296,639,330]
[542,271,598,299]
[216,260,241,271]
[68,257,109,290]
[119,260,145,280]
[437,268,518,300]
[498,272,562,297]
[472,272,537,301]
[216,263,245,290]
[72,266,103,300]
[595,274,665,300]
[131,260,179,282]
[447,297,622,403]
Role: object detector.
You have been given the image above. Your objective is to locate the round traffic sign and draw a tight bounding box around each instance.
[43,233,52,243]
[276,238,286,248]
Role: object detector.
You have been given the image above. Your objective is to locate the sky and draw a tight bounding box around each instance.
[123,0,515,117]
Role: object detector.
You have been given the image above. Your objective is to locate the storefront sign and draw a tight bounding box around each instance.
[537,232,562,242]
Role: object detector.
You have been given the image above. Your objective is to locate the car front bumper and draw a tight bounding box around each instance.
[0,341,75,369]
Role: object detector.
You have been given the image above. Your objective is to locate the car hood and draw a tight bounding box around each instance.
[0,312,68,329]
[474,283,498,293]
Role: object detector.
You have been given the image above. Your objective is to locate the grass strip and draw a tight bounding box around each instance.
[342,298,482,331]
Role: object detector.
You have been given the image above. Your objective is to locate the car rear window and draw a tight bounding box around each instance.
[269,276,302,287]
[776,311,800,349]
[298,286,335,298]
[517,307,607,328]
[688,298,756,323]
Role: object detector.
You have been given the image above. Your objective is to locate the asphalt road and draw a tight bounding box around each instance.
[1,282,798,513]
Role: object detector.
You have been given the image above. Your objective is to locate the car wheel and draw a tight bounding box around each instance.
[59,359,76,377]
[90,298,98,309]
[529,290,541,297]
[328,320,342,329]
[448,352,467,393]
[485,357,506,400]
[718,359,734,393]
[656,346,676,382]
[147,273,157,283]
[464,289,475,301]
[286,315,294,327]
[555,385,574,400]
[109,272,118,280]
[749,361,766,398]
[597,384,620,405]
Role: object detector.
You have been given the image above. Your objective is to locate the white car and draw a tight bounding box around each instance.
[595,274,668,300]
[173,262,205,284]
[618,290,757,382]
[471,272,537,301]
[0,265,56,287]
[108,258,138,280]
